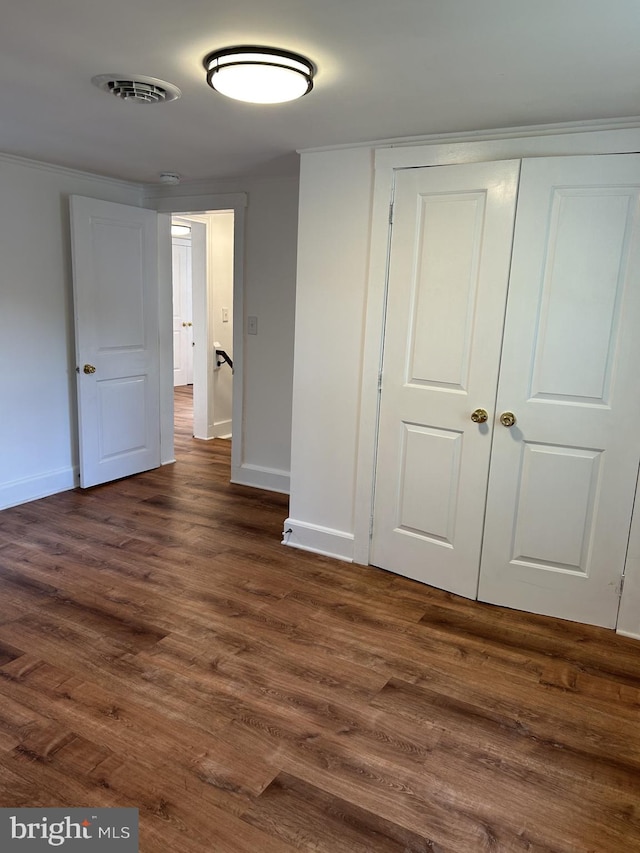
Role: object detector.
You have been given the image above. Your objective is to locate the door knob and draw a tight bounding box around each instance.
[83,364,96,375]
[500,411,517,427]
[471,408,488,423]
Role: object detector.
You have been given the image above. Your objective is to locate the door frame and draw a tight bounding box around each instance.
[353,127,640,636]
[149,192,246,480]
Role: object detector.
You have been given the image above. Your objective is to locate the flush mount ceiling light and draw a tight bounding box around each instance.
[171,224,191,237]
[203,46,314,104]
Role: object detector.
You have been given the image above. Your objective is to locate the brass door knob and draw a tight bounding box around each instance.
[83,364,96,375]
[500,411,516,427]
[471,408,489,423]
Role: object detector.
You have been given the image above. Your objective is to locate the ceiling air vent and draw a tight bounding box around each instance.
[91,74,182,104]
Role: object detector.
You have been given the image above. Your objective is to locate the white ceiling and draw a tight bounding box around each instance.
[2,0,640,184]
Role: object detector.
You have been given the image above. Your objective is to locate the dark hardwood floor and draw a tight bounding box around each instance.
[0,385,639,852]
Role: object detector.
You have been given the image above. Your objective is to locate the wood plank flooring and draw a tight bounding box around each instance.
[0,384,639,852]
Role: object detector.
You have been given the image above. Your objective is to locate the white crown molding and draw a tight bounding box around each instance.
[298,115,640,155]
[0,151,144,190]
[0,150,299,193]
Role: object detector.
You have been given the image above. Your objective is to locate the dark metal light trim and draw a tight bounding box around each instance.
[203,45,315,102]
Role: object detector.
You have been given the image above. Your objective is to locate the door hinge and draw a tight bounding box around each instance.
[389,201,394,225]
[377,370,383,392]
[617,573,626,598]
[369,513,375,538]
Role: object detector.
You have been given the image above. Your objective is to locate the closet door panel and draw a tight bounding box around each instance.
[479,154,640,628]
[371,160,519,597]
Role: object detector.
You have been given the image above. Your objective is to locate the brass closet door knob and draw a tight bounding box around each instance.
[471,408,488,423]
[500,411,517,427]
[83,364,96,374]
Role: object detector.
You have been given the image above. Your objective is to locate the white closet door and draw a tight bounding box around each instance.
[172,237,193,387]
[370,160,520,597]
[479,154,640,628]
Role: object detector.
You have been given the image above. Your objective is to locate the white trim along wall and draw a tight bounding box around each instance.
[286,118,640,639]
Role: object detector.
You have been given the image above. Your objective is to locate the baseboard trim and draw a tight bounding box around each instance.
[616,628,640,642]
[0,466,77,510]
[231,464,290,494]
[213,420,232,439]
[282,517,354,562]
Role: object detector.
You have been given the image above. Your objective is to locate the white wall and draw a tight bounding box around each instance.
[0,155,142,509]
[241,177,299,490]
[286,148,374,557]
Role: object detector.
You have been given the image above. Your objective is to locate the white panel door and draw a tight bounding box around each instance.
[479,154,640,628]
[371,161,520,597]
[171,237,193,387]
[70,196,160,488]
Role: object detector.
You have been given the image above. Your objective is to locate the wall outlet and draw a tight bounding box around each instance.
[247,316,258,335]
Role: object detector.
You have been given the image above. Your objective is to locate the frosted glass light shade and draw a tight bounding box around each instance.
[204,47,314,104]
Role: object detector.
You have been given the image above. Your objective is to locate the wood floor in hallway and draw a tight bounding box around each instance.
[0,386,638,852]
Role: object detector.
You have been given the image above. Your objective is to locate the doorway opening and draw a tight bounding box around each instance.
[170,210,235,447]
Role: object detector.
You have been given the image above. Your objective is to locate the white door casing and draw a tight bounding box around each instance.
[478,154,640,628]
[171,235,193,387]
[70,196,160,488]
[370,160,520,597]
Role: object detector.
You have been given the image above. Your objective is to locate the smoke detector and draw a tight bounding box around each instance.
[92,74,182,104]
[159,173,181,185]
